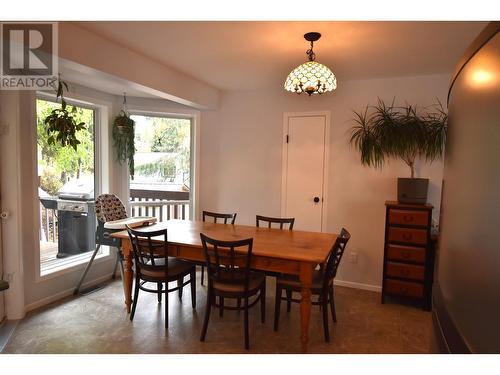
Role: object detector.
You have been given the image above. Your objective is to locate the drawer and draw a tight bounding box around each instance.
[388,227,428,245]
[386,262,425,281]
[385,279,424,298]
[389,209,429,226]
[387,244,426,263]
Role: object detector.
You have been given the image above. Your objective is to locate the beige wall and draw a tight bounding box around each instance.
[200,73,449,289]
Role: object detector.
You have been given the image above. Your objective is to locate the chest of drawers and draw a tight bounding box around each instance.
[381,201,435,310]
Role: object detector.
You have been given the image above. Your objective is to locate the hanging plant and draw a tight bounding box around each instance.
[44,79,86,151]
[112,96,135,177]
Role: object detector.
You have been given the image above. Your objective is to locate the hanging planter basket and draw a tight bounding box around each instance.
[112,110,135,178]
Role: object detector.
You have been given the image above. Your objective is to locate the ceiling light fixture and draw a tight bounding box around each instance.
[284,32,337,96]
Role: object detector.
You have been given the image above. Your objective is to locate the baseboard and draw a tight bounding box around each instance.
[0,319,19,352]
[24,273,115,312]
[334,279,382,292]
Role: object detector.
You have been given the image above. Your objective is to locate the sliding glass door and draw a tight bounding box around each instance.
[36,98,101,276]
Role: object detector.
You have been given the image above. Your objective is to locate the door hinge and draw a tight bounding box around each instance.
[286,135,289,143]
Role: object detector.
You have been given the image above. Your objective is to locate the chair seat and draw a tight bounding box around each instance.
[276,270,328,291]
[213,270,266,294]
[140,257,195,280]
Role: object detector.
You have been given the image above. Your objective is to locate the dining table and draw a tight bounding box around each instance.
[111,219,338,353]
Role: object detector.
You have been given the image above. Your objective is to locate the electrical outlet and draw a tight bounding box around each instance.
[349,252,358,264]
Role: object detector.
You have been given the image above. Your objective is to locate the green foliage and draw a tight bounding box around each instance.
[40,166,63,196]
[349,98,447,178]
[133,116,190,183]
[134,156,176,181]
[43,80,86,151]
[37,99,95,195]
[112,110,136,178]
[152,125,179,152]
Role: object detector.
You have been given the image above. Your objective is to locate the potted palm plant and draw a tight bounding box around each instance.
[350,98,447,204]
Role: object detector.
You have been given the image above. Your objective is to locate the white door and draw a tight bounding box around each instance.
[281,113,329,232]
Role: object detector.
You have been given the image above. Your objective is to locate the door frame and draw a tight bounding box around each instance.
[281,111,331,232]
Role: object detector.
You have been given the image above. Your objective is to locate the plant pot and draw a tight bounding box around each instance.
[397,178,429,204]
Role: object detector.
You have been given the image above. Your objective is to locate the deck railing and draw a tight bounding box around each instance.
[40,204,58,242]
[129,188,190,221]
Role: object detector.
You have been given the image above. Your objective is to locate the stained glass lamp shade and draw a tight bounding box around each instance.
[284,32,337,96]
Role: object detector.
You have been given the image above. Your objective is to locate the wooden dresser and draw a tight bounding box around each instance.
[381,201,435,310]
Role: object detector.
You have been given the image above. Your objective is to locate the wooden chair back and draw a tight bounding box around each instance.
[256,215,295,230]
[323,228,351,287]
[126,226,169,281]
[202,210,237,224]
[200,233,253,293]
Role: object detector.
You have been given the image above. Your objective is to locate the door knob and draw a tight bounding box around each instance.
[313,197,320,203]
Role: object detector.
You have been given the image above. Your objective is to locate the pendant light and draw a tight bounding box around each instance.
[284,32,337,96]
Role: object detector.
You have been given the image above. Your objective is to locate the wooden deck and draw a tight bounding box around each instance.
[39,241,99,274]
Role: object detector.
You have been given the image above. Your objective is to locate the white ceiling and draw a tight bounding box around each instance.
[77,21,487,91]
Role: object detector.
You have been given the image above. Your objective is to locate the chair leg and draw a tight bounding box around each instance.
[200,288,212,342]
[219,297,224,317]
[260,284,266,324]
[274,284,282,331]
[286,289,292,312]
[201,266,205,286]
[165,288,169,329]
[244,296,250,350]
[157,282,162,303]
[329,286,337,323]
[190,269,196,308]
[178,277,184,300]
[130,278,140,321]
[112,253,119,280]
[322,290,330,342]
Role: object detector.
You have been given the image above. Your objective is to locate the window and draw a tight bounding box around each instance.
[129,114,192,221]
[36,98,106,276]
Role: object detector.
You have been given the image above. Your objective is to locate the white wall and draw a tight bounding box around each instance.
[200,73,450,290]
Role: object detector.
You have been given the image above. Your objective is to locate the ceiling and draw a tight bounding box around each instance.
[77,21,487,91]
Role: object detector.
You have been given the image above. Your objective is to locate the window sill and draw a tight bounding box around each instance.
[37,246,113,282]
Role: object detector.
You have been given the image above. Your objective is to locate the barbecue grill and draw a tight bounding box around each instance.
[56,178,96,258]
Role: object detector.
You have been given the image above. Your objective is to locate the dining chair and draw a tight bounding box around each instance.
[199,233,266,350]
[256,215,295,305]
[273,228,351,342]
[126,225,196,329]
[256,215,295,230]
[200,210,237,285]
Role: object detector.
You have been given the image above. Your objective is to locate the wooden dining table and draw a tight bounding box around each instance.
[112,219,338,352]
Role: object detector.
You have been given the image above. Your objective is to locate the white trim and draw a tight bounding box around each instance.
[334,279,382,292]
[24,273,115,312]
[281,111,331,232]
[38,249,112,281]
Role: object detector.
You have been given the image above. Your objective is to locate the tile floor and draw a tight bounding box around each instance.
[1,273,435,354]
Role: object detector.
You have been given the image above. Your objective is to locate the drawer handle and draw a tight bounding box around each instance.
[403,233,412,241]
[403,215,414,222]
[401,251,411,259]
[400,287,409,294]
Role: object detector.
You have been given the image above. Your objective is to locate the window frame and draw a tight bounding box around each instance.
[34,93,111,280]
[126,108,200,221]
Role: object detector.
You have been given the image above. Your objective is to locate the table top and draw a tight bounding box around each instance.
[112,219,338,264]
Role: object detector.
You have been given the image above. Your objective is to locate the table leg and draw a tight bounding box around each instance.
[299,263,314,353]
[122,239,133,313]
